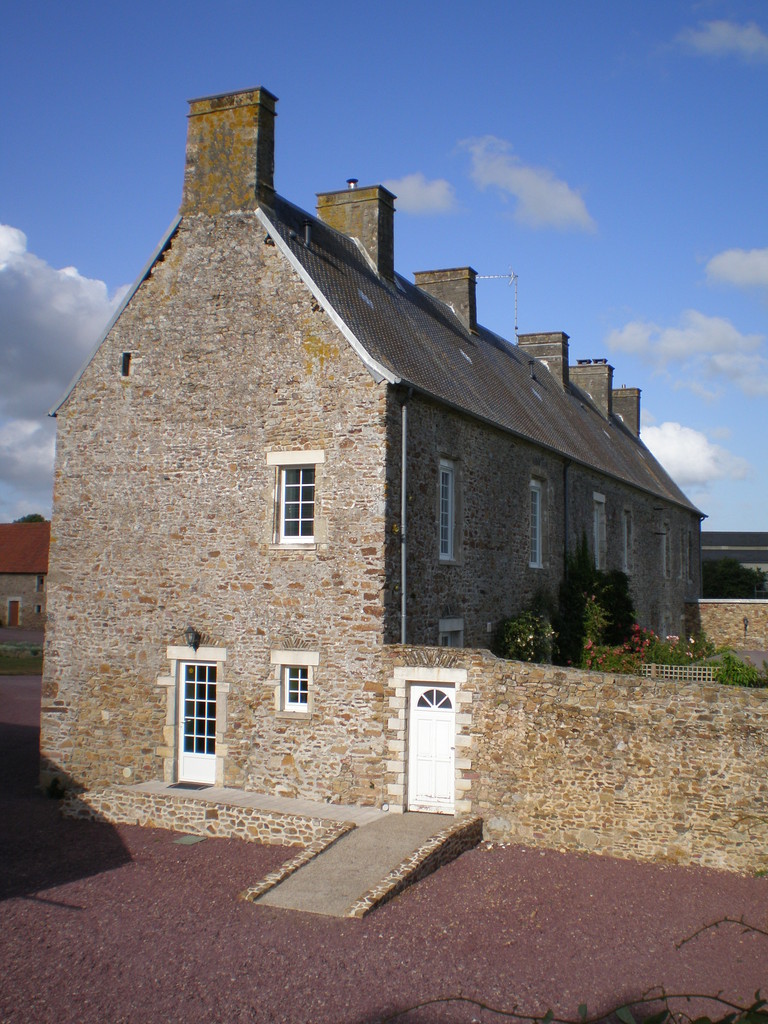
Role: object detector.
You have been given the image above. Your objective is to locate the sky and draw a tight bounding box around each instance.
[1,0,766,529]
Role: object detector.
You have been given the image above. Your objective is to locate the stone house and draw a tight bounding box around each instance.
[41,87,702,816]
[0,520,50,629]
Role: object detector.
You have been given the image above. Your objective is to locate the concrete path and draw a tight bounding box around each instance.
[256,812,450,916]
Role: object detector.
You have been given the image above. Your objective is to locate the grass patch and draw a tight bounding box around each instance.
[0,643,43,675]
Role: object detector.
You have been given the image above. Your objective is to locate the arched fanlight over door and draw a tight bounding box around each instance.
[416,687,453,710]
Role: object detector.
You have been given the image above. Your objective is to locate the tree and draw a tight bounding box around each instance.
[702,557,766,598]
[13,513,46,523]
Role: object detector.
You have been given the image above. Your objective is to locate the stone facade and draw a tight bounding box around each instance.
[686,599,768,649]
[383,646,768,874]
[0,571,46,629]
[41,87,715,867]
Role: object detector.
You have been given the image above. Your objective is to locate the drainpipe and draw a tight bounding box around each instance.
[400,390,412,645]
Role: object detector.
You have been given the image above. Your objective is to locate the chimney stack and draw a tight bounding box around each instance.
[612,385,641,436]
[517,332,570,388]
[569,358,614,419]
[413,267,478,334]
[181,87,277,216]
[316,184,396,280]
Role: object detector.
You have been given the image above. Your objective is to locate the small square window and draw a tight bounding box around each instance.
[438,617,464,647]
[283,666,309,711]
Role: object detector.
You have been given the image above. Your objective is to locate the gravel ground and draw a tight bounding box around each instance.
[2,674,767,1024]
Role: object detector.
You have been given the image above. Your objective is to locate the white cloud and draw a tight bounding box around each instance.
[706,247,768,289]
[679,20,768,62]
[0,225,124,518]
[383,173,457,214]
[462,136,596,232]
[643,421,750,489]
[606,309,768,396]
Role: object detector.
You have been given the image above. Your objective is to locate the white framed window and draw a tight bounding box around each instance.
[661,523,671,579]
[438,462,456,565]
[622,509,632,573]
[529,481,543,568]
[593,493,606,570]
[283,666,309,710]
[439,459,455,561]
[270,649,319,718]
[267,450,325,546]
[280,466,315,542]
[438,616,464,647]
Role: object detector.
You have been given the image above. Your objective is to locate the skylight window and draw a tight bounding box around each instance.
[459,349,472,364]
[358,288,374,308]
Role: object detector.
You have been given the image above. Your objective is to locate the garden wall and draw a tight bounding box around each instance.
[685,599,768,650]
[386,647,768,874]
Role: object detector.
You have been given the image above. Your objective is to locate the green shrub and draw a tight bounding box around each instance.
[495,610,556,663]
[714,650,768,688]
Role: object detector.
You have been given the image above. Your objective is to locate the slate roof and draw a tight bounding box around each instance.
[259,194,700,514]
[0,522,50,574]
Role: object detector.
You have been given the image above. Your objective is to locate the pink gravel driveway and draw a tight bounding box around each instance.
[1,673,766,1024]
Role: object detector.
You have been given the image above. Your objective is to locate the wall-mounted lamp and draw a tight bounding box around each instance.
[184,626,201,652]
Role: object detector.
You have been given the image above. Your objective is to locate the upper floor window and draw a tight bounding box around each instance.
[661,524,671,579]
[439,459,455,561]
[36,575,45,592]
[622,510,632,574]
[267,449,325,546]
[281,466,315,542]
[529,481,543,568]
[593,493,606,570]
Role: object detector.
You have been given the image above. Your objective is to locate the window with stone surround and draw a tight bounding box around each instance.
[439,458,458,562]
[267,450,325,546]
[529,480,543,568]
[270,649,319,719]
[438,616,464,647]
[622,509,633,574]
[593,493,606,570]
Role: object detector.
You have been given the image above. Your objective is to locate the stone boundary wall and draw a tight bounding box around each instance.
[686,599,768,649]
[345,815,483,918]
[61,787,350,849]
[385,647,768,874]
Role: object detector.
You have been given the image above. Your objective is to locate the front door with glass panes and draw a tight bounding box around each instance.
[178,662,217,784]
[407,684,455,813]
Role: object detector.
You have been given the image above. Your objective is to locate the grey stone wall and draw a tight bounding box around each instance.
[384,391,700,648]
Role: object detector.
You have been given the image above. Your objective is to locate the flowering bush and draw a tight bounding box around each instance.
[581,625,715,674]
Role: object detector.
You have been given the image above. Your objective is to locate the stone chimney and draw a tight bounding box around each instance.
[181,87,277,216]
[517,332,570,388]
[316,183,395,280]
[569,358,614,418]
[413,268,478,334]
[612,385,641,436]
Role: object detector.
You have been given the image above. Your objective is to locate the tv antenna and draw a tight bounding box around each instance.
[477,269,518,336]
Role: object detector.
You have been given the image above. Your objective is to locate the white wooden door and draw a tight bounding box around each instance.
[178,663,217,785]
[407,685,455,813]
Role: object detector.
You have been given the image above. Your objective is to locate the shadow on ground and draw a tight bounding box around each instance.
[0,674,132,902]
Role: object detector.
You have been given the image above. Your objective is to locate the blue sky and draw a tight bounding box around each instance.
[1,0,766,529]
